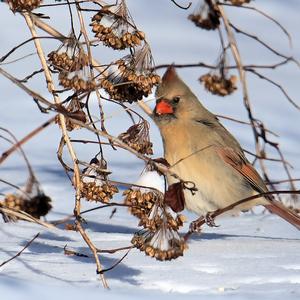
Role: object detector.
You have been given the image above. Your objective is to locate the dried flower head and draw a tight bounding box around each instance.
[100,44,160,102]
[129,186,187,261]
[7,0,42,12]
[0,192,52,221]
[132,224,187,261]
[48,40,95,93]
[188,0,220,30]
[90,1,145,50]
[200,73,237,96]
[123,187,160,220]
[200,52,237,96]
[55,97,87,131]
[118,120,153,155]
[81,157,118,203]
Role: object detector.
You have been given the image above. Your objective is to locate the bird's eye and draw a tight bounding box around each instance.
[173,96,180,103]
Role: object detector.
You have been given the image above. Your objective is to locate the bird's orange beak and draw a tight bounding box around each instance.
[155,100,174,115]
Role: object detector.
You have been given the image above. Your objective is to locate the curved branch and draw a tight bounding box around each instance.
[170,0,192,10]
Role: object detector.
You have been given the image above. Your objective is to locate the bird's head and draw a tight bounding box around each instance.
[153,66,205,124]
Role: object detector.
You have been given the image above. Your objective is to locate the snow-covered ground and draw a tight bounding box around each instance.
[1,0,300,298]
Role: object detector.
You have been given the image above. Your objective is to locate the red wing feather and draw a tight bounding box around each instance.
[217,147,267,194]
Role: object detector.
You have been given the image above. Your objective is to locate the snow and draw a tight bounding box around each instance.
[1,0,300,299]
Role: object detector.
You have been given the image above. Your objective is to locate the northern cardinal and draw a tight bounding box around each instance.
[153,66,300,231]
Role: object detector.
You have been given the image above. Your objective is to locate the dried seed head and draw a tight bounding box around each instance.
[7,0,42,13]
[24,193,52,219]
[118,121,153,155]
[129,178,187,261]
[199,50,237,96]
[100,44,160,102]
[81,157,118,203]
[123,188,159,220]
[48,40,95,93]
[199,73,237,96]
[55,97,87,131]
[90,0,145,50]
[131,227,187,261]
[0,192,52,221]
[188,1,220,30]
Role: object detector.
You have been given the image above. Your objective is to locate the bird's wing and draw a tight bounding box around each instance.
[216,146,268,194]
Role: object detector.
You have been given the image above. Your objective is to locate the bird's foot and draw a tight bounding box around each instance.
[189,216,205,233]
[204,212,219,227]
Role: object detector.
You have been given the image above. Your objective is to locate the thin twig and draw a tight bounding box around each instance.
[170,0,192,10]
[246,68,300,110]
[0,207,55,229]
[184,189,300,240]
[0,233,40,268]
[0,117,56,165]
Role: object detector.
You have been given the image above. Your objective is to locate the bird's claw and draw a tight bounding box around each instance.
[204,212,219,227]
[189,217,204,233]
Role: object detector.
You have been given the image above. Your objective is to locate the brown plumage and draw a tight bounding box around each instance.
[153,66,300,230]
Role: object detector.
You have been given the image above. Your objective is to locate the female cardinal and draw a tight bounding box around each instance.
[153,66,300,231]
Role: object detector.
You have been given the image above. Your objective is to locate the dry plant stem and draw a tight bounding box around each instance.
[97,245,134,254]
[220,2,292,47]
[22,13,108,288]
[0,207,55,229]
[218,5,270,188]
[184,189,300,241]
[75,220,108,288]
[0,232,40,268]
[229,22,292,61]
[0,178,32,199]
[75,1,107,140]
[154,59,292,71]
[0,117,56,165]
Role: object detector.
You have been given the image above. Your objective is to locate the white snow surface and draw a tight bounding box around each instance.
[1,0,300,299]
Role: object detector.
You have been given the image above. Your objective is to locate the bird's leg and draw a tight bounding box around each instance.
[204,212,219,227]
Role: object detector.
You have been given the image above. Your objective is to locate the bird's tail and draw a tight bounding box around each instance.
[264,200,300,230]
